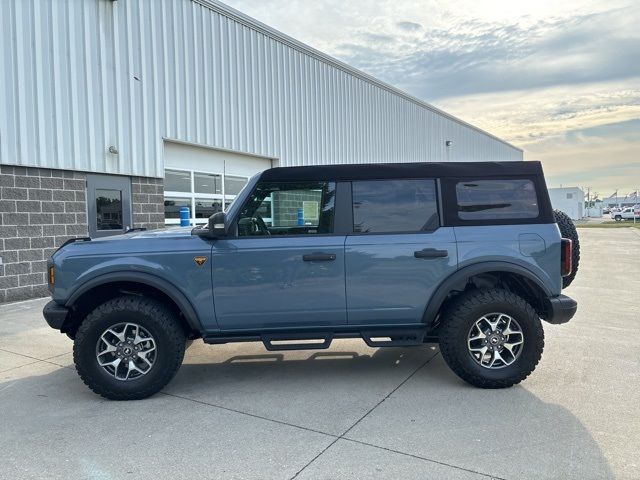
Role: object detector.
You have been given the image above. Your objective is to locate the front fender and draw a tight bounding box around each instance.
[64,270,203,332]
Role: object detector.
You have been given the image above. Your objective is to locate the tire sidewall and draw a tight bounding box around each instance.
[447,297,542,381]
[75,301,184,397]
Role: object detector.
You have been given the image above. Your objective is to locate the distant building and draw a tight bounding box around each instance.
[584,203,603,218]
[602,191,639,208]
[548,187,584,220]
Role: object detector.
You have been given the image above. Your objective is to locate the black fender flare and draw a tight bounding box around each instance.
[422,262,552,326]
[65,271,202,332]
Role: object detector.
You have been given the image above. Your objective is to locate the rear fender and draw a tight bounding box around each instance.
[422,262,552,327]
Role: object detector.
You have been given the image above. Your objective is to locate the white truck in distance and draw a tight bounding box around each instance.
[610,206,640,221]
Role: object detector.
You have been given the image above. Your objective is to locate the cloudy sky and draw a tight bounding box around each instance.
[225,0,639,199]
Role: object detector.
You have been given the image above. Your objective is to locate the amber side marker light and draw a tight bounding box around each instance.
[48,265,55,285]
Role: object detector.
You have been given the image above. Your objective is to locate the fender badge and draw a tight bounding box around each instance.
[194,256,208,266]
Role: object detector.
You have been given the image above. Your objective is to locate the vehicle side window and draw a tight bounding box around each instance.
[456,179,539,220]
[237,181,336,236]
[352,179,439,233]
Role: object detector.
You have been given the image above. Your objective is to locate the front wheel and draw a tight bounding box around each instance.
[439,289,544,388]
[614,215,622,222]
[73,296,186,400]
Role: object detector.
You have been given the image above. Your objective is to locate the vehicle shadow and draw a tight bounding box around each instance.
[169,343,615,480]
[0,345,615,480]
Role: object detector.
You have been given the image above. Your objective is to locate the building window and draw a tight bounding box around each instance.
[194,172,222,195]
[96,189,123,231]
[165,170,191,193]
[164,197,191,219]
[352,179,439,233]
[225,175,248,196]
[567,193,573,199]
[195,199,223,218]
[455,179,539,220]
[163,169,248,225]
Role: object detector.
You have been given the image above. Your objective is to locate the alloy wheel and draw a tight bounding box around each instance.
[467,313,524,369]
[95,323,157,381]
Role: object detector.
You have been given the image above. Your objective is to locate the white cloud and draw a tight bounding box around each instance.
[436,81,640,146]
[431,82,640,193]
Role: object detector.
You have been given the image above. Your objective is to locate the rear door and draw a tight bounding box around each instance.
[344,179,457,325]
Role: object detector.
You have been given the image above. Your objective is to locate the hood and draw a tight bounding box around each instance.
[89,226,194,242]
[53,226,209,259]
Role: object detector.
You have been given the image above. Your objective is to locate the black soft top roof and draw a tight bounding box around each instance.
[259,161,543,182]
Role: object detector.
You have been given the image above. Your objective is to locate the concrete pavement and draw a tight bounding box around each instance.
[1,228,639,479]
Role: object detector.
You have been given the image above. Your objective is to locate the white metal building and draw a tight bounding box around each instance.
[548,187,584,220]
[0,0,522,301]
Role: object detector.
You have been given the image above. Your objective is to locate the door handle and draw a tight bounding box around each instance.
[303,253,336,262]
[414,248,448,259]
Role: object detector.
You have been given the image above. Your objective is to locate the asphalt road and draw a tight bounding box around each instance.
[1,228,639,479]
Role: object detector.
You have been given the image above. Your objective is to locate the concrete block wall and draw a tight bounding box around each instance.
[1,166,165,303]
[0,166,88,302]
[131,177,166,231]
[272,190,323,227]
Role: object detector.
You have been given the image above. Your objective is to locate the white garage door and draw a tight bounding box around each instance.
[163,141,272,225]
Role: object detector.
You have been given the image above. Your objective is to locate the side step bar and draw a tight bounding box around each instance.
[203,328,436,351]
[361,329,426,348]
[262,333,333,351]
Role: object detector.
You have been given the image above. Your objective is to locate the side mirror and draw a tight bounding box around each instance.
[208,211,227,237]
[191,211,226,238]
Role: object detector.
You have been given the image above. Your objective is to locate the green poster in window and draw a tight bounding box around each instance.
[303,201,319,221]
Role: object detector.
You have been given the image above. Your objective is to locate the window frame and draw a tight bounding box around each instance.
[349,178,442,236]
[87,174,132,238]
[230,179,342,238]
[441,175,549,226]
[193,171,223,196]
[163,167,249,225]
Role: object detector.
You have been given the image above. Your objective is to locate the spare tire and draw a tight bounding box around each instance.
[554,209,580,288]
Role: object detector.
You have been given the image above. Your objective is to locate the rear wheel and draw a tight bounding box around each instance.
[73,295,186,400]
[554,209,580,288]
[439,289,544,388]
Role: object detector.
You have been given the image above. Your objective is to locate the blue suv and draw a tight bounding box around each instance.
[43,162,578,399]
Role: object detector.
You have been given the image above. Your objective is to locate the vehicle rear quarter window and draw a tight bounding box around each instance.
[455,179,539,220]
[352,179,438,233]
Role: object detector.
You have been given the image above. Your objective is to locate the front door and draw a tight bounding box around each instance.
[212,180,347,330]
[345,179,458,325]
[87,174,132,238]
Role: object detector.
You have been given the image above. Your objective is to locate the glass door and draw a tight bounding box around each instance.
[87,174,132,237]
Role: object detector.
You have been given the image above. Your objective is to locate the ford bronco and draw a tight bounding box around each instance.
[43,161,579,399]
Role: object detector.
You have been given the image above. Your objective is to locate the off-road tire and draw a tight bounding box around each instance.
[439,289,544,388]
[73,295,186,400]
[554,209,580,288]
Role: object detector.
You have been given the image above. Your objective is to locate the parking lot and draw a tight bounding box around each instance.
[1,228,639,480]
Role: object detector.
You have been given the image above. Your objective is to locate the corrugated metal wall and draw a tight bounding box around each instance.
[0,0,522,178]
